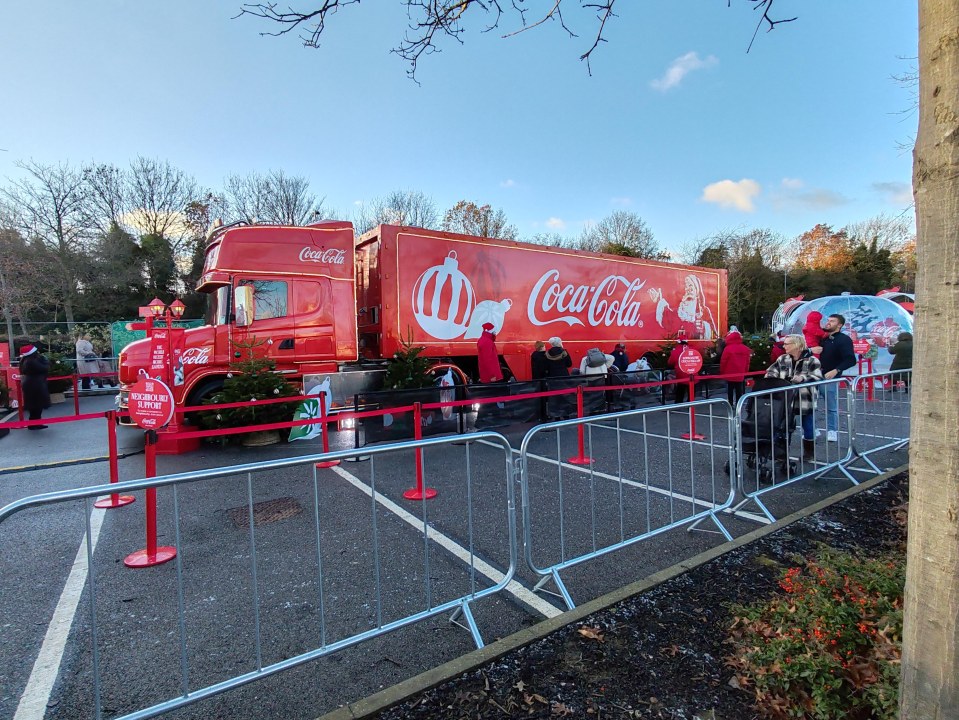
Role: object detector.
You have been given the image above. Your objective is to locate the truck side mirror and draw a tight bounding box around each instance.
[234,285,254,327]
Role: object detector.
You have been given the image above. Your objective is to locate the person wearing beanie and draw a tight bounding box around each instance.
[476,322,502,383]
[802,310,827,355]
[610,343,629,372]
[719,330,753,406]
[18,344,50,429]
[544,337,572,377]
[530,340,548,380]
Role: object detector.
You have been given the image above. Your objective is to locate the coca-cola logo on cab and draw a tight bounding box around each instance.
[298,247,346,265]
[180,347,211,365]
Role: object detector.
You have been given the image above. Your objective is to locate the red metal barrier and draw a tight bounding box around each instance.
[567,385,593,465]
[124,431,177,568]
[680,378,706,440]
[403,403,437,500]
[94,411,135,509]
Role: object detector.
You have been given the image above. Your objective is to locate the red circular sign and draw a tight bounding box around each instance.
[128,376,175,430]
[853,339,871,355]
[677,347,703,375]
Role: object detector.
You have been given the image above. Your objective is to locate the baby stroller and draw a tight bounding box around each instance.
[736,377,796,484]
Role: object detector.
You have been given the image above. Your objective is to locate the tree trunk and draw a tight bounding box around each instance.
[901,1,959,717]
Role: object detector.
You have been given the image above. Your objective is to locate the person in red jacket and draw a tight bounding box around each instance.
[769,333,787,363]
[719,330,753,406]
[476,322,503,382]
[802,310,827,355]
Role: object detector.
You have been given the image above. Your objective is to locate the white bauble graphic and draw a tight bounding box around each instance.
[412,251,475,340]
[464,298,512,338]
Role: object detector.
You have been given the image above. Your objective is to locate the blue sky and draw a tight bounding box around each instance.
[0,1,917,255]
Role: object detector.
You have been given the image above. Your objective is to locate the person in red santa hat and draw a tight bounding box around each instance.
[476,322,503,383]
[18,343,50,429]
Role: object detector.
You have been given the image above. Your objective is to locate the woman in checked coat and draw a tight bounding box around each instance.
[764,334,823,461]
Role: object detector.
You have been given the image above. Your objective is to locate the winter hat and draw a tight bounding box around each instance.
[20,345,37,357]
[548,337,563,348]
[725,330,742,342]
[615,343,626,350]
[482,322,495,331]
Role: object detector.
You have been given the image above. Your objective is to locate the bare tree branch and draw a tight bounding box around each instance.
[235,0,361,47]
[238,0,795,78]
[742,0,797,53]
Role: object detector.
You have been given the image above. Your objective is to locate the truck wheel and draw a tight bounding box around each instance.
[185,378,225,425]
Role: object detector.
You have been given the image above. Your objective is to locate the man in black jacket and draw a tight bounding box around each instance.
[818,313,857,442]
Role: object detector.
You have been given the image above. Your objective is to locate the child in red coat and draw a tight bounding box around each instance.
[802,311,827,355]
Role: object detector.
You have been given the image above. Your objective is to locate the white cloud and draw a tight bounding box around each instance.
[781,177,804,190]
[546,217,566,230]
[500,179,517,188]
[701,179,761,212]
[610,196,633,207]
[872,181,912,205]
[650,51,718,91]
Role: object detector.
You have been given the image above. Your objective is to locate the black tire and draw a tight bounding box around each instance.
[185,378,225,425]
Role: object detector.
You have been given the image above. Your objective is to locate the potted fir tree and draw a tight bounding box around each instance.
[46,353,75,404]
[199,338,299,446]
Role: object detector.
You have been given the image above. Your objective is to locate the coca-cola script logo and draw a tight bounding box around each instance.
[527,270,648,328]
[180,347,211,365]
[299,247,346,265]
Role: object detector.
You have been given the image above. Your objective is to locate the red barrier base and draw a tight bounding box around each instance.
[155,432,200,455]
[315,460,341,469]
[403,487,437,500]
[681,432,706,440]
[94,495,135,509]
[124,546,177,568]
[567,455,593,465]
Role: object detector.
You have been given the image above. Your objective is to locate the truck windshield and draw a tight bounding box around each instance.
[207,286,231,326]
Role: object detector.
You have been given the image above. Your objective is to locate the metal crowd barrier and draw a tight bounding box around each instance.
[730,377,859,522]
[518,398,736,610]
[0,432,518,720]
[847,369,911,473]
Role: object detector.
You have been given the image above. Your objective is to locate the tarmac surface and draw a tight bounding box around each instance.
[0,387,910,720]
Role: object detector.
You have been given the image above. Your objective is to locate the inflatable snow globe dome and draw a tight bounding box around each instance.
[782,293,914,373]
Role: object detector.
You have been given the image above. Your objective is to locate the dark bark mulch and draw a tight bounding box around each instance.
[374,474,908,720]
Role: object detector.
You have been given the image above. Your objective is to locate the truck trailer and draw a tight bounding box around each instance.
[117,221,727,418]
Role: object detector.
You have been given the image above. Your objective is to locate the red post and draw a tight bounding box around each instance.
[73,375,80,416]
[314,392,341,469]
[567,385,593,465]
[95,411,135,509]
[866,358,875,402]
[16,380,24,422]
[124,431,177,568]
[403,403,437,500]
[681,377,706,440]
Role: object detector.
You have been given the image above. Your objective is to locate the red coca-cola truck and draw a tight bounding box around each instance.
[117,221,727,421]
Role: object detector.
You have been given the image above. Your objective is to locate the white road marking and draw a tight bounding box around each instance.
[330,465,563,619]
[15,507,106,720]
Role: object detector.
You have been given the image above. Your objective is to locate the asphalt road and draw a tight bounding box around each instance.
[0,389,910,720]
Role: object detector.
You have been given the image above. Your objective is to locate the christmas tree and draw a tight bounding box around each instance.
[383,331,435,390]
[200,337,299,433]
